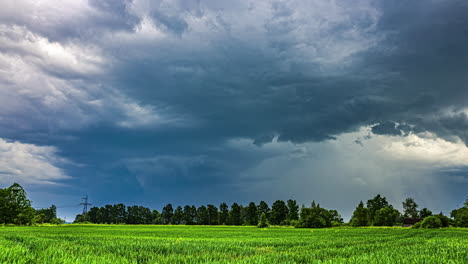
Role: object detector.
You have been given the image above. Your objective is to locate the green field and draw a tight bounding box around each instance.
[0,225,467,263]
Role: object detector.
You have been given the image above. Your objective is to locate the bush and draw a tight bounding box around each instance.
[257,213,269,228]
[420,216,442,229]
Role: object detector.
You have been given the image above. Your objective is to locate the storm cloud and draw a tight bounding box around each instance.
[1,0,467,219]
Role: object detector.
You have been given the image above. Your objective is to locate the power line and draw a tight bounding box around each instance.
[80,195,92,215]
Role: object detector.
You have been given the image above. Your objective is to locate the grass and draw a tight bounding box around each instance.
[0,225,467,263]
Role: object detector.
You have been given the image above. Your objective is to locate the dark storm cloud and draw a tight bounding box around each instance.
[1,0,468,219]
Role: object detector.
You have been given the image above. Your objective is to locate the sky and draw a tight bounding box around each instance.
[1,0,468,221]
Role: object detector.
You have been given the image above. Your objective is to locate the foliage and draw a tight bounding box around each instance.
[296,202,333,228]
[419,216,443,228]
[373,206,400,226]
[450,198,468,227]
[287,199,299,221]
[270,200,288,225]
[402,198,419,218]
[245,202,258,226]
[419,208,433,218]
[257,213,269,228]
[367,194,389,224]
[350,201,370,227]
[0,183,35,225]
[228,203,242,225]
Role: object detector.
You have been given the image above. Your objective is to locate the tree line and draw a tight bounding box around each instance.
[1,183,467,228]
[0,183,63,225]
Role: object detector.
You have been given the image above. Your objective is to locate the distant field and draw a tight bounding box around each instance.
[0,225,467,263]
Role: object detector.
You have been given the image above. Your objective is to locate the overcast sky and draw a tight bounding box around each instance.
[1,0,468,221]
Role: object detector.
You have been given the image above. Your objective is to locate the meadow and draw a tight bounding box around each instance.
[0,225,467,264]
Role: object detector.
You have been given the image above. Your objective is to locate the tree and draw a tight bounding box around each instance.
[36,205,57,223]
[451,199,468,227]
[373,206,400,226]
[350,201,370,227]
[367,194,389,224]
[287,200,299,221]
[419,208,432,218]
[257,201,270,221]
[162,204,174,224]
[196,205,210,225]
[402,198,419,218]
[218,203,229,225]
[114,203,127,224]
[173,206,184,225]
[270,200,289,225]
[297,203,333,228]
[183,205,196,225]
[257,212,269,228]
[329,210,343,224]
[244,202,258,225]
[207,204,218,225]
[228,203,242,225]
[0,183,34,225]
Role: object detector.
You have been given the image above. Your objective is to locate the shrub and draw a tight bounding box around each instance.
[257,213,269,228]
[420,216,442,229]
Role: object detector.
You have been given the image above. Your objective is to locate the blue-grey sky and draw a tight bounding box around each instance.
[1,0,467,221]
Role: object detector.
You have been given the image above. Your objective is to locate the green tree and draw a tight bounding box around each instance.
[367,194,389,224]
[287,199,299,221]
[270,200,289,225]
[0,183,34,225]
[218,203,229,225]
[183,205,196,225]
[297,203,333,228]
[350,201,370,227]
[257,201,270,221]
[451,199,468,227]
[244,202,258,225]
[373,206,400,226]
[228,203,242,225]
[207,204,218,225]
[196,205,209,225]
[419,208,432,218]
[257,212,269,228]
[329,210,343,223]
[162,204,174,224]
[173,206,184,225]
[402,198,419,218]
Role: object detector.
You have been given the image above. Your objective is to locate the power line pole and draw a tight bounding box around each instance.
[80,195,91,215]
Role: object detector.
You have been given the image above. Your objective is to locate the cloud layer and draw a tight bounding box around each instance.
[1,0,467,219]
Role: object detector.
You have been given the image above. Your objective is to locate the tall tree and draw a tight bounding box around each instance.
[218,202,229,225]
[287,200,299,221]
[367,194,389,224]
[196,206,209,225]
[229,203,242,225]
[257,201,270,220]
[270,200,289,225]
[173,206,184,225]
[402,198,419,218]
[183,205,196,225]
[245,202,259,225]
[350,201,370,227]
[207,204,218,225]
[162,204,174,224]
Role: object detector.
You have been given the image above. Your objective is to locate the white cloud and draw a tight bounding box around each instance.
[0,138,71,185]
[226,127,468,218]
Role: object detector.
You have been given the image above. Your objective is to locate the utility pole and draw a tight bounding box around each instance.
[80,195,91,215]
